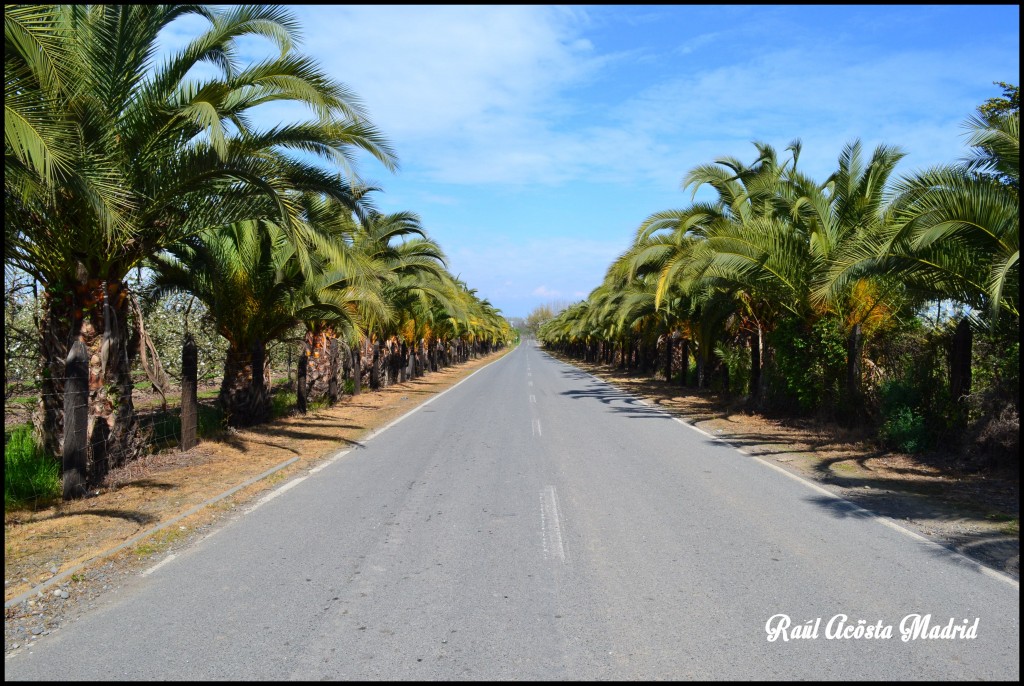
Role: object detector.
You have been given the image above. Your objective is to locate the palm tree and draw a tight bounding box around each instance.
[5,5,397,470]
[291,193,389,404]
[151,214,390,426]
[296,200,454,398]
[887,113,1018,321]
[674,140,909,403]
[624,142,800,397]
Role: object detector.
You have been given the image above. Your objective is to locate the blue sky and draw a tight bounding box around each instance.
[164,5,1019,319]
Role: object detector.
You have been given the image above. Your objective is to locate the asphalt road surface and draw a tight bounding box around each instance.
[5,342,1019,680]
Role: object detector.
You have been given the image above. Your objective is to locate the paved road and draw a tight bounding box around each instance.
[5,343,1019,680]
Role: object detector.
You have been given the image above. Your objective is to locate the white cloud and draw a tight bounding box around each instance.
[613,44,1010,182]
[293,6,597,138]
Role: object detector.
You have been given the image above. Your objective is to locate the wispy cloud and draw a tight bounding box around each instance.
[194,6,1016,192]
[293,6,599,137]
[532,285,561,298]
[292,6,1012,191]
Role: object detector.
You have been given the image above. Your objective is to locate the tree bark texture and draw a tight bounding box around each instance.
[846,323,862,404]
[664,336,674,383]
[950,318,973,401]
[678,339,689,386]
[749,328,761,404]
[218,340,271,427]
[296,345,308,414]
[303,328,338,405]
[62,341,88,499]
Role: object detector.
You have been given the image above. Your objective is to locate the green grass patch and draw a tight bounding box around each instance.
[4,423,60,510]
[271,390,296,419]
[197,404,226,438]
[133,526,187,557]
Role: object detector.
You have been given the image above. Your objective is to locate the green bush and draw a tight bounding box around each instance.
[877,379,933,453]
[879,405,930,453]
[715,343,751,396]
[4,424,60,509]
[765,316,847,415]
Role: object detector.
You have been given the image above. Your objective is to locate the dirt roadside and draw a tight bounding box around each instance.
[547,352,1019,583]
[4,348,511,654]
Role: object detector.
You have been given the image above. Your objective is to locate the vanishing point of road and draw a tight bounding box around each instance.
[4,343,1019,680]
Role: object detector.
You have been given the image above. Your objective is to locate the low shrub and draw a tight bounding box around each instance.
[877,379,932,453]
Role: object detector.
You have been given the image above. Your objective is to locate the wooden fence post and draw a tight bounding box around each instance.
[328,338,339,403]
[180,333,198,451]
[63,341,88,500]
[352,346,361,395]
[297,345,308,414]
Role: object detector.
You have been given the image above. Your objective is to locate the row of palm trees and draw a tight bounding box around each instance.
[5,5,512,475]
[540,104,1017,422]
[150,197,512,427]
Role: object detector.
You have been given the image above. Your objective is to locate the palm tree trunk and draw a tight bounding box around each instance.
[950,318,972,401]
[339,340,353,393]
[696,345,707,388]
[304,327,339,404]
[370,339,381,389]
[845,323,862,407]
[328,338,339,402]
[296,345,308,414]
[36,287,76,461]
[219,340,271,427]
[389,339,402,383]
[679,338,689,386]
[352,343,362,395]
[664,335,674,383]
[35,277,141,485]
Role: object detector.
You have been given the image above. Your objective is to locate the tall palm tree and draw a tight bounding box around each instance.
[5,5,397,468]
